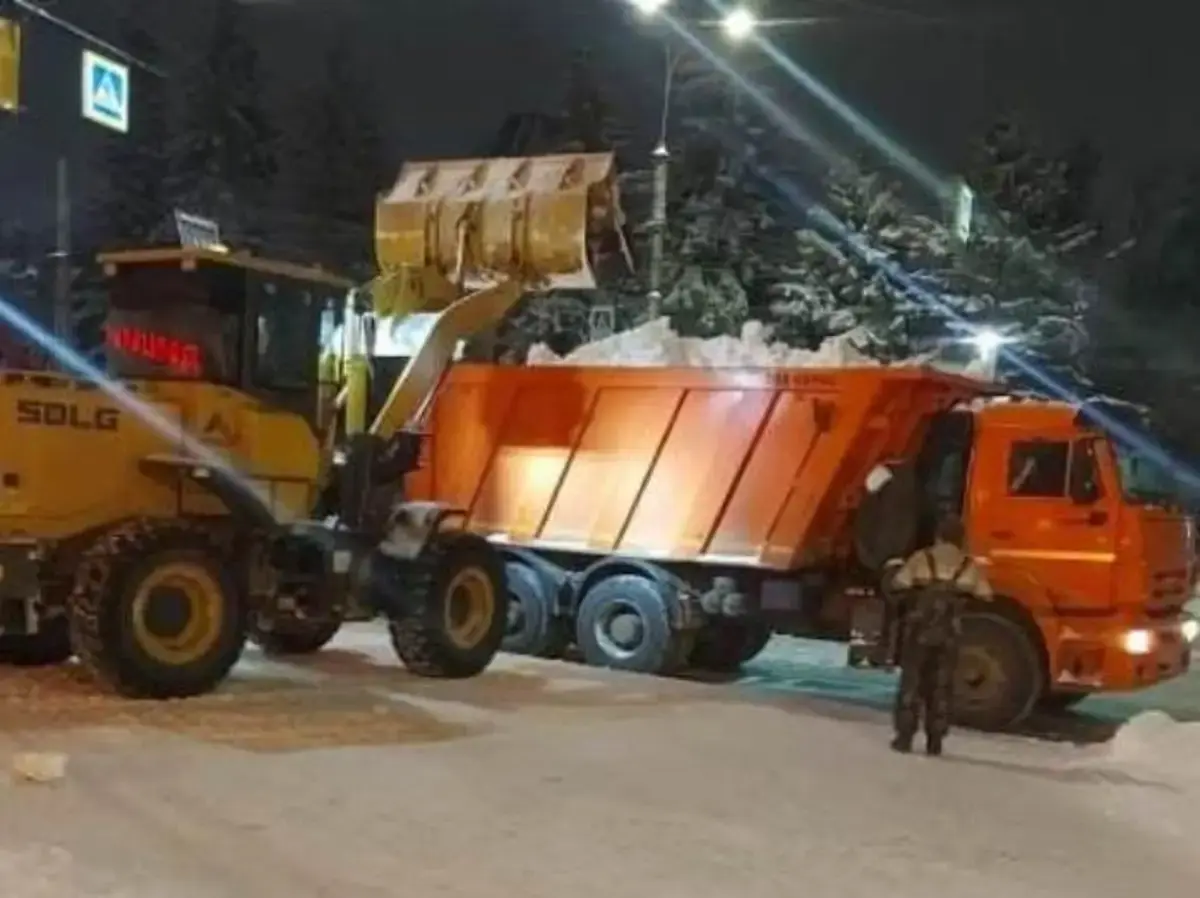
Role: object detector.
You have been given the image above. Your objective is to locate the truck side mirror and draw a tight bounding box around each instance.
[1068,439,1102,505]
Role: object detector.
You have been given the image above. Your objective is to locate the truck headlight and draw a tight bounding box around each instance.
[1182,618,1199,644]
[1122,629,1156,655]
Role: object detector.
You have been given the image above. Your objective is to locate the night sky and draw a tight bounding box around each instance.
[2,0,1198,241]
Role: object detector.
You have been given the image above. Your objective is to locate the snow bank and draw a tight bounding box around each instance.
[527,318,879,367]
[0,845,146,897]
[1103,711,1200,785]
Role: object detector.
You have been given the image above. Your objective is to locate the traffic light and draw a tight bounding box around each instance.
[0,16,19,113]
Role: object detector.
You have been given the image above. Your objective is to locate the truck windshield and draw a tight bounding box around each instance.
[1112,440,1178,505]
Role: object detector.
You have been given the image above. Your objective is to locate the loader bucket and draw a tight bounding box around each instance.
[374,152,625,294]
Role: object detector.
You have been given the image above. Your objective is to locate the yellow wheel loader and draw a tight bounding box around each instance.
[0,152,625,698]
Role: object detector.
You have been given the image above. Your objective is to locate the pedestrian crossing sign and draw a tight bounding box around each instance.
[81,50,129,133]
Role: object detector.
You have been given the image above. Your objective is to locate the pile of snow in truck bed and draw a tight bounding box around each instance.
[527,318,879,367]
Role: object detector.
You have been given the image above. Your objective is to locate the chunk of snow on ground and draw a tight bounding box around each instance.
[0,845,142,897]
[527,318,879,367]
[11,752,67,784]
[1103,711,1200,784]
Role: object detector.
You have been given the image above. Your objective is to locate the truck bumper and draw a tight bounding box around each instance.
[1047,613,1194,693]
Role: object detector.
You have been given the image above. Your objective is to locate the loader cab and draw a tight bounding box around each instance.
[97,249,353,428]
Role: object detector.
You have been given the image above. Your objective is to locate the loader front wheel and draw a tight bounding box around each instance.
[388,532,507,678]
[0,617,73,667]
[70,523,247,699]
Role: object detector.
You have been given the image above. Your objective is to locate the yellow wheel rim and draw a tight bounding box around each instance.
[443,566,496,650]
[130,561,225,666]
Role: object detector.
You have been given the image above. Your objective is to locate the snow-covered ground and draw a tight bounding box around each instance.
[2,625,1200,896]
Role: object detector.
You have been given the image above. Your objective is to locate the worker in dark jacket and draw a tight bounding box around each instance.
[884,515,991,756]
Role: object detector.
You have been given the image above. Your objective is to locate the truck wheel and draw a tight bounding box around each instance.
[69,522,247,699]
[389,532,507,678]
[575,574,685,674]
[689,619,772,672]
[503,562,569,658]
[248,611,342,656]
[0,617,72,667]
[953,612,1041,731]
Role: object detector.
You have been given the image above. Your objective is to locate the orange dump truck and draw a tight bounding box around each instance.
[405,362,1196,729]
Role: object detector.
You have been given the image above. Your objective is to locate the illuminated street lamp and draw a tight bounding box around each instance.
[625,0,765,316]
[963,327,1015,380]
[629,0,670,14]
[721,7,759,41]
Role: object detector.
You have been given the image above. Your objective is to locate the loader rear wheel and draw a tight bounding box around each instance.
[0,617,72,667]
[69,522,247,699]
[249,611,342,656]
[388,532,506,678]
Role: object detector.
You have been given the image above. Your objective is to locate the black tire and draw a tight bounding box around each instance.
[1037,691,1089,713]
[575,574,685,674]
[0,617,72,667]
[689,619,772,672]
[248,612,342,656]
[68,520,247,699]
[953,612,1042,731]
[502,562,570,658]
[388,532,507,678]
[854,463,919,570]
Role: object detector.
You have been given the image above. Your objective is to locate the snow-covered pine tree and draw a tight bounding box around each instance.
[960,118,1104,386]
[271,24,388,273]
[1093,167,1200,454]
[763,161,959,356]
[761,120,1106,380]
[499,50,643,360]
[648,56,797,339]
[160,0,276,246]
[94,0,171,248]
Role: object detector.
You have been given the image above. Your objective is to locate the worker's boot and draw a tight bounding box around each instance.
[890,732,913,754]
[925,732,944,757]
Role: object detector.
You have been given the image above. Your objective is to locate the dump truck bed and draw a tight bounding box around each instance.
[407,364,989,571]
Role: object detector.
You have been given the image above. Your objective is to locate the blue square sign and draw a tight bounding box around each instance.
[81,50,129,133]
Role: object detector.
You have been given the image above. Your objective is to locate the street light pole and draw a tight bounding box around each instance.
[647,42,683,319]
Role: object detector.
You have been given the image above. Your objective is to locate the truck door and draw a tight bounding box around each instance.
[973,434,1118,611]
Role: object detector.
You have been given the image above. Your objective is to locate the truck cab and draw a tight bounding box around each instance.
[934,398,1194,707]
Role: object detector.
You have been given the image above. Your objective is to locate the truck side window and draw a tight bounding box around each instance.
[1068,438,1103,503]
[1007,441,1069,497]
